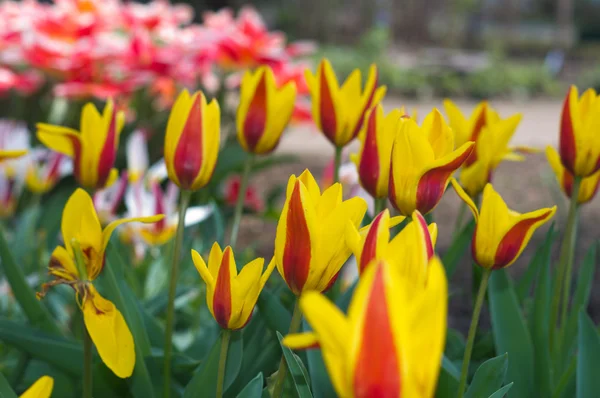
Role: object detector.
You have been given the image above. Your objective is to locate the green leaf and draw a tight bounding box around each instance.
[435,356,460,398]
[442,219,475,278]
[0,227,61,335]
[464,353,508,398]
[516,225,556,303]
[488,382,514,398]
[257,289,292,334]
[577,311,600,398]
[444,329,466,360]
[276,332,312,397]
[488,270,535,398]
[0,370,18,398]
[183,331,244,398]
[0,317,83,376]
[236,373,264,398]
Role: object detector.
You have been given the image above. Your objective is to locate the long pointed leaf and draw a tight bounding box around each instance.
[464,353,508,398]
[236,373,264,398]
[436,356,460,398]
[516,225,556,303]
[256,289,291,334]
[0,369,18,398]
[488,383,514,398]
[576,311,600,398]
[276,332,312,398]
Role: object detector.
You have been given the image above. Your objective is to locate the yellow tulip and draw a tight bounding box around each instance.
[284,257,447,398]
[164,90,220,191]
[19,375,54,398]
[305,59,386,147]
[37,188,163,378]
[451,179,556,269]
[388,109,474,215]
[37,100,123,190]
[274,169,367,295]
[236,66,297,154]
[192,243,275,329]
[546,146,600,204]
[0,150,26,162]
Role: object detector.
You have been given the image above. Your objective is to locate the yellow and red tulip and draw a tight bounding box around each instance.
[274,169,367,295]
[37,188,163,378]
[305,59,386,147]
[191,242,275,330]
[451,179,556,269]
[236,66,297,154]
[389,109,474,215]
[37,99,123,190]
[19,375,54,398]
[350,105,403,199]
[25,152,68,194]
[283,256,447,398]
[346,209,437,276]
[546,146,600,204]
[558,85,600,177]
[164,89,220,191]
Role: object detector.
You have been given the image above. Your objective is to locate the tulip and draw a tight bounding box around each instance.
[274,169,367,295]
[443,99,491,149]
[389,109,474,216]
[451,179,556,269]
[346,209,437,276]
[37,100,124,190]
[191,243,275,330]
[19,375,54,398]
[547,146,600,205]
[283,257,447,398]
[164,89,220,191]
[236,66,297,154]
[25,151,69,194]
[305,59,386,148]
[558,85,600,177]
[0,150,26,161]
[351,105,403,199]
[37,188,163,378]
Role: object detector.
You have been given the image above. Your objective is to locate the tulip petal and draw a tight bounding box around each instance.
[450,178,479,222]
[173,93,205,188]
[36,124,80,158]
[317,60,340,144]
[0,149,27,161]
[48,246,79,281]
[18,375,54,398]
[212,247,236,328]
[192,98,220,190]
[83,286,135,378]
[559,86,578,175]
[165,90,192,186]
[191,249,213,286]
[357,107,382,198]
[357,210,390,273]
[283,332,320,350]
[240,68,268,152]
[443,99,470,146]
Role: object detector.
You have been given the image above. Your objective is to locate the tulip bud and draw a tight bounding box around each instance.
[546,146,600,205]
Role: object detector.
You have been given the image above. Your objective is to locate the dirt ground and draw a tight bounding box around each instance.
[238,97,600,332]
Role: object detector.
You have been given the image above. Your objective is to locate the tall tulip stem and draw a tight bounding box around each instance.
[457,267,492,398]
[163,190,192,398]
[333,146,342,184]
[374,198,386,215]
[83,326,93,398]
[549,176,581,350]
[272,300,303,398]
[229,155,254,249]
[216,329,231,398]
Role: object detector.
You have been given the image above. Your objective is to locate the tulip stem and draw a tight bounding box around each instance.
[83,325,93,398]
[229,155,254,249]
[216,329,231,398]
[333,146,342,183]
[163,190,192,398]
[272,300,303,398]
[374,198,386,215]
[457,267,492,398]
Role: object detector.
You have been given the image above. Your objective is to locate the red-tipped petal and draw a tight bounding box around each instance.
[174,95,204,189]
[282,182,312,294]
[351,67,379,139]
[414,211,434,260]
[213,247,233,328]
[559,87,577,175]
[96,109,118,188]
[358,110,381,198]
[319,67,337,144]
[359,211,385,273]
[416,146,474,215]
[243,72,267,151]
[353,264,401,398]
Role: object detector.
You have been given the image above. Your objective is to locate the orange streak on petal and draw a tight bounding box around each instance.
[414,211,434,260]
[358,110,381,198]
[213,247,233,328]
[359,211,385,273]
[319,67,337,144]
[96,109,118,188]
[243,73,267,151]
[174,95,204,189]
[559,88,577,175]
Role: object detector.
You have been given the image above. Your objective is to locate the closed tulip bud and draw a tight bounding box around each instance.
[351,105,403,199]
[164,90,220,191]
[546,146,600,204]
[283,257,447,398]
[275,169,367,295]
[37,100,123,190]
[192,243,275,330]
[237,66,297,154]
[559,85,600,177]
[389,109,474,215]
[451,179,556,269]
[305,58,386,147]
[346,209,437,277]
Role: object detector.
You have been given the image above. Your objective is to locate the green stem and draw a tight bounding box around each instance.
[333,146,342,184]
[457,268,492,398]
[83,323,93,398]
[163,190,192,398]
[229,155,254,249]
[549,177,581,351]
[374,197,386,215]
[272,300,303,398]
[551,354,576,398]
[216,329,232,398]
